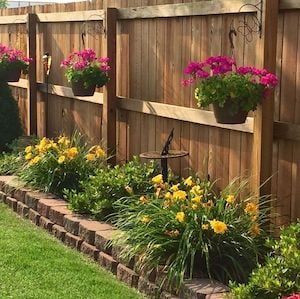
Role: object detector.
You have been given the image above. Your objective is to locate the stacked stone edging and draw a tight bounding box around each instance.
[0,176,229,299]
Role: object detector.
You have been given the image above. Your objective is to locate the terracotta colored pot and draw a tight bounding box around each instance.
[212,102,248,124]
[71,80,96,96]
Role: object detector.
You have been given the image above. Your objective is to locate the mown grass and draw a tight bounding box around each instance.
[0,203,144,299]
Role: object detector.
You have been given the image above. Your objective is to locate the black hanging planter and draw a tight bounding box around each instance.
[212,102,248,124]
[71,79,96,96]
[0,65,22,82]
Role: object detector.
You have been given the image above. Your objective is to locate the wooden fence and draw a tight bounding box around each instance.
[0,0,299,225]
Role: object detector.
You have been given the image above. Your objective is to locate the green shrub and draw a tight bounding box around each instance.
[66,157,160,219]
[0,152,23,175]
[112,177,270,288]
[19,134,107,196]
[0,82,23,151]
[230,221,300,299]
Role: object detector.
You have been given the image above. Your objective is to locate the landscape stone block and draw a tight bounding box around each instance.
[64,232,83,250]
[117,264,139,288]
[37,198,67,218]
[16,201,29,218]
[39,216,54,232]
[98,252,118,275]
[28,209,40,225]
[79,220,113,245]
[49,205,72,226]
[80,242,100,260]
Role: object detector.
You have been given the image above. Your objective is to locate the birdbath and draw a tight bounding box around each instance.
[140,129,189,182]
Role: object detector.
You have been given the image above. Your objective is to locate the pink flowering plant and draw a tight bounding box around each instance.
[61,49,110,88]
[0,44,32,74]
[182,56,278,114]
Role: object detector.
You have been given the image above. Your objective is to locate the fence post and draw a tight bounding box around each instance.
[102,8,117,165]
[27,13,38,136]
[253,0,279,197]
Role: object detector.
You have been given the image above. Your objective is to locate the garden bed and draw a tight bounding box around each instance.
[0,175,229,299]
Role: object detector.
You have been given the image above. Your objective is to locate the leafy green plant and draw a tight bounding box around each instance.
[61,49,110,88]
[19,134,107,196]
[230,221,300,299]
[66,157,159,219]
[112,177,270,289]
[182,56,278,113]
[0,82,23,151]
[0,152,23,175]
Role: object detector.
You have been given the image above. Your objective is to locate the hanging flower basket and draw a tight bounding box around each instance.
[182,56,278,124]
[61,48,110,97]
[71,79,96,96]
[212,102,248,124]
[0,44,31,83]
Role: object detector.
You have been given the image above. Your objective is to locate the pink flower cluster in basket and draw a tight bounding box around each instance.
[0,44,32,64]
[182,55,278,88]
[283,294,300,299]
[60,48,110,72]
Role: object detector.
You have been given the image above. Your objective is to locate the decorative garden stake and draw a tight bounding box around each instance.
[0,44,32,82]
[182,56,278,124]
[61,49,110,97]
[140,129,188,182]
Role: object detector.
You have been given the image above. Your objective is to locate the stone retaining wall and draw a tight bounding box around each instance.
[0,176,229,299]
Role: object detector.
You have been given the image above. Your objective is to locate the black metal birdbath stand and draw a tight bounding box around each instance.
[140,129,189,182]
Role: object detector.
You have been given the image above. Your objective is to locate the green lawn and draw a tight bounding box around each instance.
[0,203,144,299]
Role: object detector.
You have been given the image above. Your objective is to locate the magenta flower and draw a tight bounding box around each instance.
[0,43,32,67]
[283,294,300,299]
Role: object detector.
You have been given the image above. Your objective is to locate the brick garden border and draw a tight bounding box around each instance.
[0,176,229,299]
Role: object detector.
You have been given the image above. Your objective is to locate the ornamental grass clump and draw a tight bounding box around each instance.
[182,56,278,114]
[112,176,270,289]
[60,48,110,88]
[0,44,32,77]
[19,133,107,196]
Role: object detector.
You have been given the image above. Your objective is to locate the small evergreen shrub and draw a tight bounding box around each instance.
[230,221,300,299]
[0,82,23,151]
[66,157,160,219]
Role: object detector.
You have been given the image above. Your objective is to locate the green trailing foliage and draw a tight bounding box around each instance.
[229,221,300,299]
[0,82,23,152]
[66,157,160,220]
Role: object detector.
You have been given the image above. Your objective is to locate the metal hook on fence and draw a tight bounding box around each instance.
[81,32,86,49]
[229,28,237,51]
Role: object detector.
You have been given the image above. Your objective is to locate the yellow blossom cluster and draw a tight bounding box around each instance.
[24,135,106,166]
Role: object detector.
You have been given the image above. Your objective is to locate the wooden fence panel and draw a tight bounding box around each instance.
[1,0,300,223]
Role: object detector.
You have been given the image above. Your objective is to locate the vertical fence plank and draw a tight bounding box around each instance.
[102,7,117,164]
[253,0,279,197]
[27,13,38,135]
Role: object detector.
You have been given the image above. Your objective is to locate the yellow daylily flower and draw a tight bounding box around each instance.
[152,174,163,185]
[173,190,187,201]
[184,176,194,187]
[25,145,33,154]
[86,153,96,161]
[170,184,179,192]
[25,153,33,161]
[66,147,78,159]
[209,219,228,234]
[176,212,185,223]
[58,155,66,164]
[141,215,150,224]
[244,202,258,215]
[226,194,235,204]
